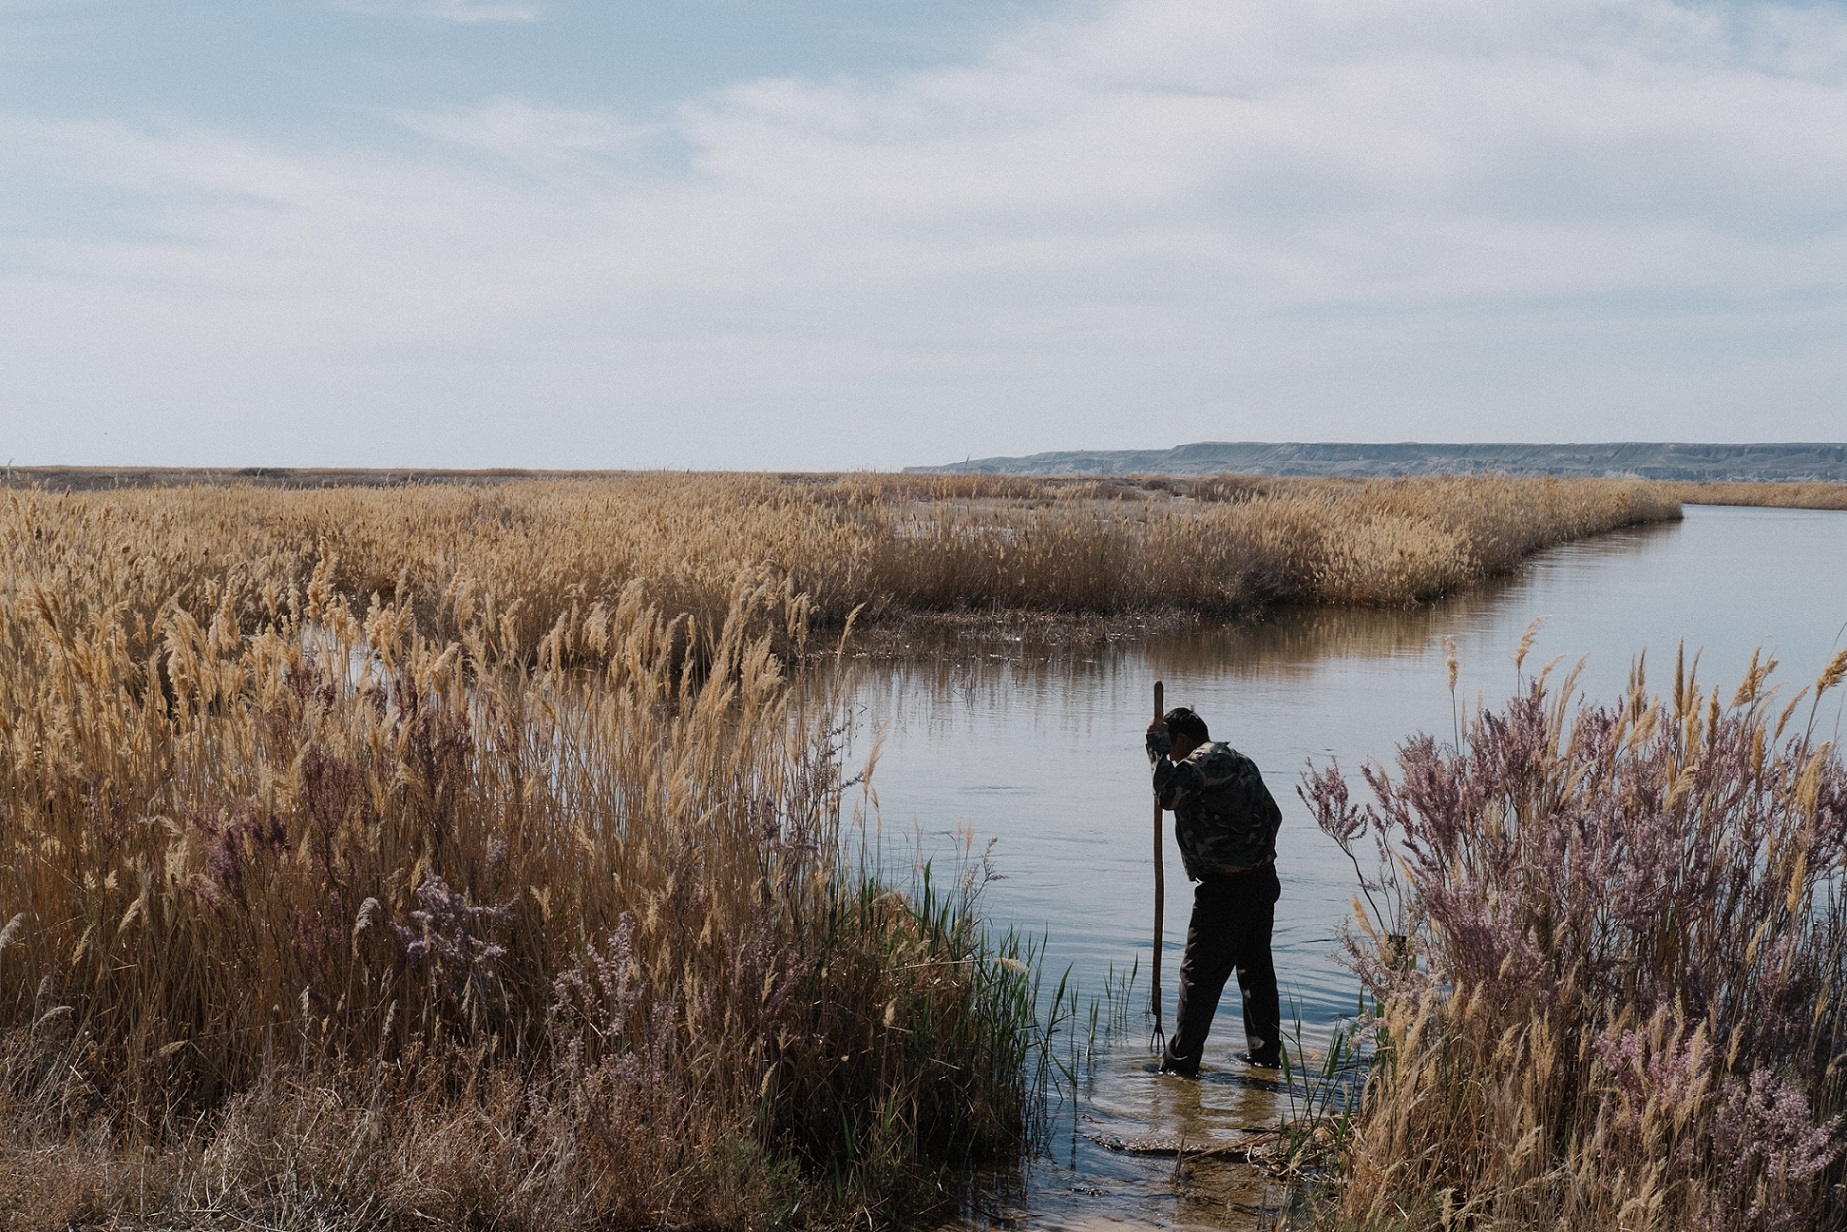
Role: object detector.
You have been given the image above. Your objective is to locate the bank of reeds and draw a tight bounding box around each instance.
[1662,480,1847,511]
[1,474,1679,665]
[0,550,1041,1229]
[1302,646,1847,1230]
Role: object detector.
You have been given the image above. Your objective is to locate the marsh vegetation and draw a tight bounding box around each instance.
[0,472,1742,1229]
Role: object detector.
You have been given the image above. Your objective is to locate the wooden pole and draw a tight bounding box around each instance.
[1151,680,1165,1048]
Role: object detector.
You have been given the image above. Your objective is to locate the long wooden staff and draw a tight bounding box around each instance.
[1151,680,1165,1050]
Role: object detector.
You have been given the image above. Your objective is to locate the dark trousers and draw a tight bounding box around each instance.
[1163,865,1281,1074]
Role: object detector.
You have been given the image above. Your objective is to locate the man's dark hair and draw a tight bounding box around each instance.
[1164,707,1209,744]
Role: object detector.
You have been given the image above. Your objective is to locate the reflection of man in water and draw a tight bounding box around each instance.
[1145,706,1284,1076]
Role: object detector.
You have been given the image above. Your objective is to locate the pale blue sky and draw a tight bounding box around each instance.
[3,0,1844,469]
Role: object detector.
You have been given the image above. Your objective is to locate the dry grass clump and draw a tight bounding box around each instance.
[1302,647,1847,1230]
[0,537,1040,1229]
[1,473,1678,668]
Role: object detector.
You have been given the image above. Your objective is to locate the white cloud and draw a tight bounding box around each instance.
[5,0,1847,468]
[330,0,542,24]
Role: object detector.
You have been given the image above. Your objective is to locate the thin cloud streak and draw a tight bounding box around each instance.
[329,0,543,24]
[397,98,656,161]
[4,0,1846,467]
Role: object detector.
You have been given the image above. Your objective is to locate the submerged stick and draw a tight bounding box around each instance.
[1151,679,1165,1050]
[1088,1130,1282,1161]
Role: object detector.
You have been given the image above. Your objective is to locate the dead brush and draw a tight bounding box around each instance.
[1301,647,1847,1231]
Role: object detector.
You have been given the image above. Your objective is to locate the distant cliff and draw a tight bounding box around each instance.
[905,442,1847,482]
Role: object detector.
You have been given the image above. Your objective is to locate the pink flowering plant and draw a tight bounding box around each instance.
[1301,643,1847,1231]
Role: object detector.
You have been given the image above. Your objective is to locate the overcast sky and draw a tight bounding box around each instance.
[3,0,1844,469]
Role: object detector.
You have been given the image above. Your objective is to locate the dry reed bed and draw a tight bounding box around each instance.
[0,474,1680,665]
[0,561,1039,1229]
[1661,480,1847,511]
[1303,647,1847,1231]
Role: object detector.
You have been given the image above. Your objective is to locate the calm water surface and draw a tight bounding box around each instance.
[838,505,1847,1230]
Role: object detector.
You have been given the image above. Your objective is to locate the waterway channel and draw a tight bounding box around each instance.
[838,504,1847,1230]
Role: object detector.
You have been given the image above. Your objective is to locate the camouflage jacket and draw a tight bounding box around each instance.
[1146,731,1282,879]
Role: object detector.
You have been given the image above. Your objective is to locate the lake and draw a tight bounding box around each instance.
[840,504,1847,1229]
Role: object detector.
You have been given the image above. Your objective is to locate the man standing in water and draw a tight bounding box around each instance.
[1146,706,1284,1076]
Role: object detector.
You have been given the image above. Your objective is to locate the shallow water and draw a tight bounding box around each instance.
[836,504,1847,1229]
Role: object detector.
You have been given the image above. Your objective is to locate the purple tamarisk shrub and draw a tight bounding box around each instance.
[1590,1010,1714,1158]
[1303,653,1847,1228]
[387,873,513,1029]
[183,798,287,908]
[1711,1069,1842,1232]
[550,913,644,1054]
[550,915,681,1124]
